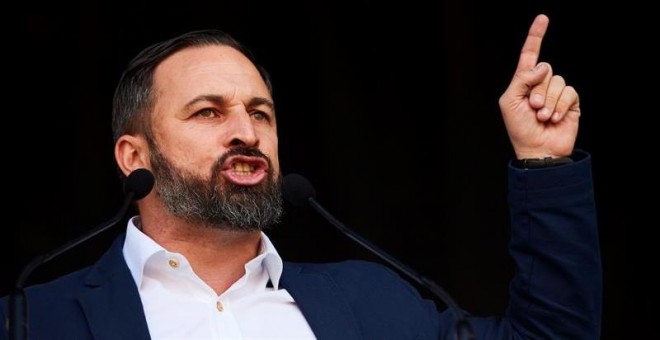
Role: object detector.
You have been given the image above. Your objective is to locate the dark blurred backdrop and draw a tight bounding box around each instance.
[4,1,654,338]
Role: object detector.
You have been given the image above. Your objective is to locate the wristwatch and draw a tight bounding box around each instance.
[514,156,573,169]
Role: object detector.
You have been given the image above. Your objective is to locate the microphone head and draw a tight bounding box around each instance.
[124,168,155,200]
[282,173,316,207]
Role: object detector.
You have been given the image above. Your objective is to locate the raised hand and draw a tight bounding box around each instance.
[498,14,580,160]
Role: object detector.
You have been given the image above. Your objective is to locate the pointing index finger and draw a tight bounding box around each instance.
[516,14,549,72]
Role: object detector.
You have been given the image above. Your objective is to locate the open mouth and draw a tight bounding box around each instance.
[220,155,269,185]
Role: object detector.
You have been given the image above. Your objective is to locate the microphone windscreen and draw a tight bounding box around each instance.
[124,168,155,200]
[282,173,316,207]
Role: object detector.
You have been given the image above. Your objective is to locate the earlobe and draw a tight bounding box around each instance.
[115,135,150,177]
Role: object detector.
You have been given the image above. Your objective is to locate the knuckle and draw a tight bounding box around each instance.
[556,97,572,112]
[565,85,578,96]
[551,75,566,85]
[545,92,559,104]
[557,89,579,111]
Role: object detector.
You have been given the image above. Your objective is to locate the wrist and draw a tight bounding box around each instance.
[513,156,574,169]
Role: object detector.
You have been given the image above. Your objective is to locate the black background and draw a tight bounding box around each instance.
[4,0,654,338]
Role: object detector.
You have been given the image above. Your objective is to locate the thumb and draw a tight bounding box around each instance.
[505,62,550,97]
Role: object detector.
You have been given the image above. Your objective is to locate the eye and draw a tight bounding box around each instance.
[251,111,269,121]
[196,108,217,118]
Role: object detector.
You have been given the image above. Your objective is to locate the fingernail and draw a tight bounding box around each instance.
[552,112,561,122]
[534,63,546,72]
[539,107,551,118]
[532,93,543,105]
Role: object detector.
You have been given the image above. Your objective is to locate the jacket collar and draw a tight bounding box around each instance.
[77,234,151,340]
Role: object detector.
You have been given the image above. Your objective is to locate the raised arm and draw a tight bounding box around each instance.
[491,14,601,340]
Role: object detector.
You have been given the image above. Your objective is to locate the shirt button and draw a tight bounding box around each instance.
[216,301,224,312]
[168,258,179,268]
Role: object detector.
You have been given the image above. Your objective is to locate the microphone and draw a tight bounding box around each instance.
[282,173,475,340]
[8,168,155,340]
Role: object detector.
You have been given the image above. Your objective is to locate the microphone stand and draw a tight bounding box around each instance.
[8,192,135,340]
[307,197,476,340]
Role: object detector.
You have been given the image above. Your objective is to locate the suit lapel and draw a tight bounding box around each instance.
[281,263,361,340]
[77,235,151,340]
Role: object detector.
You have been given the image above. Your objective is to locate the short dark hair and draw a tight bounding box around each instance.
[111,29,272,143]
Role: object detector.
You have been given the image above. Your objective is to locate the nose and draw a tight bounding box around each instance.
[225,110,259,148]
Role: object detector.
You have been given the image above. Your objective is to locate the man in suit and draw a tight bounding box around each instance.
[1,14,601,339]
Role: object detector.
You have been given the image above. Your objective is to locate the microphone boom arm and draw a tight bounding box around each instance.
[8,192,135,340]
[8,167,154,340]
[307,197,475,340]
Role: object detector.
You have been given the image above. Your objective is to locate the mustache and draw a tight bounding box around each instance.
[216,146,272,170]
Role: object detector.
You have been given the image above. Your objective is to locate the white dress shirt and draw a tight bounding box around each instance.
[122,216,316,339]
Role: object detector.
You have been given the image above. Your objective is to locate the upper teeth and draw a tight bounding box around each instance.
[232,162,254,173]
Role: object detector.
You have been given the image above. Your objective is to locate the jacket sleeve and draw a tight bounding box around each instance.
[441,151,601,339]
[494,150,602,339]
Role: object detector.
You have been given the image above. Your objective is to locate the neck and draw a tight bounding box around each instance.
[138,212,262,295]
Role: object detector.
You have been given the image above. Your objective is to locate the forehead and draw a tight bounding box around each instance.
[152,44,270,98]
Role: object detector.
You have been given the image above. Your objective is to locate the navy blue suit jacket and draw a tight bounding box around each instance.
[1,152,601,339]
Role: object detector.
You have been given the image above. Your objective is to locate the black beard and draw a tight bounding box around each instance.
[149,143,282,231]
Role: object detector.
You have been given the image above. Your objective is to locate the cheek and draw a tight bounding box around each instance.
[260,132,279,172]
[158,135,220,173]
[270,155,280,176]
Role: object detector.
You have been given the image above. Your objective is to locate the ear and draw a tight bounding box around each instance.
[115,135,150,177]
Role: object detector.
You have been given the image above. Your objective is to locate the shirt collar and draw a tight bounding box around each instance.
[255,231,284,289]
[122,216,284,289]
[122,216,164,287]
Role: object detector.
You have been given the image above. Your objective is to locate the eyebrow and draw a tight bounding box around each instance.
[184,94,275,111]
